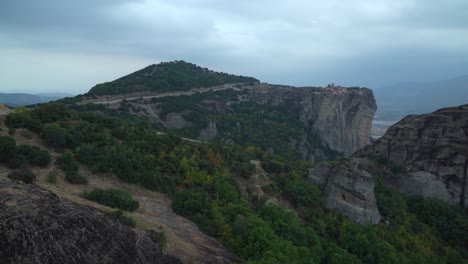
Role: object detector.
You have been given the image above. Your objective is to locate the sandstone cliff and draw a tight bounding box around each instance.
[308,159,381,224]
[354,104,468,207]
[248,85,377,156]
[0,178,180,264]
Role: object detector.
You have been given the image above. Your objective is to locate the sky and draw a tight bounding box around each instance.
[1,0,467,94]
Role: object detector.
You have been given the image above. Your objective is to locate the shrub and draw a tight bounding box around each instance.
[8,168,36,184]
[65,170,88,184]
[0,136,16,162]
[16,145,51,167]
[375,156,389,165]
[82,188,139,211]
[59,152,79,172]
[46,171,57,184]
[111,210,136,228]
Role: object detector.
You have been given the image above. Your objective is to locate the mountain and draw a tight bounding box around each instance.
[86,60,259,96]
[0,93,73,107]
[374,74,468,121]
[79,62,377,159]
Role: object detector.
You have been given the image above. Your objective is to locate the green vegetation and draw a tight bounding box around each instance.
[0,135,16,162]
[46,171,57,184]
[87,60,258,96]
[82,188,139,211]
[0,135,51,169]
[4,101,467,263]
[111,210,136,227]
[8,168,36,184]
[15,145,51,167]
[59,151,88,184]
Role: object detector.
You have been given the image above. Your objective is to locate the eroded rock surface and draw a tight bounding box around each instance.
[0,179,180,264]
[308,159,381,224]
[249,85,377,156]
[354,104,468,207]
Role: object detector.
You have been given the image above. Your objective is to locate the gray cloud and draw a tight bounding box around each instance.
[0,0,467,93]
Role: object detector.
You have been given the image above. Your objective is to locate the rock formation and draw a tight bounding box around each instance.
[308,159,381,224]
[354,104,468,207]
[249,85,377,156]
[0,178,180,264]
[198,121,218,141]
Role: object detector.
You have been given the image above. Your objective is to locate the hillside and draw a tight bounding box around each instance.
[86,60,259,96]
[1,98,467,262]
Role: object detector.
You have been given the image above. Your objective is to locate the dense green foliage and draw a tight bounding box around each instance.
[407,196,468,249]
[15,145,51,167]
[0,135,51,169]
[0,135,16,162]
[82,188,139,211]
[4,103,467,263]
[87,60,259,96]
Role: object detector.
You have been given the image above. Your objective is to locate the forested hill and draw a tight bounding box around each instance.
[86,60,259,96]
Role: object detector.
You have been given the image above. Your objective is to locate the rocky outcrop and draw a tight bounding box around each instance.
[249,85,377,156]
[164,112,191,129]
[308,159,381,224]
[0,179,180,264]
[198,121,218,141]
[354,104,468,207]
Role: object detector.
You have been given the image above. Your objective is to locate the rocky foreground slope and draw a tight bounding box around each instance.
[354,104,468,207]
[0,178,180,264]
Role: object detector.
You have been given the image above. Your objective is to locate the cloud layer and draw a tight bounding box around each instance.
[1,0,467,93]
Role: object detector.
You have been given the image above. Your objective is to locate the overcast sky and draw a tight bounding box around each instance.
[1,0,467,94]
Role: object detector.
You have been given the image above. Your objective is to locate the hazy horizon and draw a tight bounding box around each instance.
[1,0,468,94]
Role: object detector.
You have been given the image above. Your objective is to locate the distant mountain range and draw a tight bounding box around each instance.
[0,93,73,107]
[373,74,468,121]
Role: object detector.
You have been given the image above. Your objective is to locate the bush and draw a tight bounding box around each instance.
[111,210,136,228]
[375,156,389,165]
[46,171,57,184]
[82,188,139,211]
[65,171,88,184]
[59,152,79,172]
[8,168,36,184]
[0,136,16,162]
[16,145,51,166]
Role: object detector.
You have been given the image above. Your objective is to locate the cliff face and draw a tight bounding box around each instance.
[308,159,381,224]
[249,85,377,156]
[0,179,180,264]
[354,104,468,207]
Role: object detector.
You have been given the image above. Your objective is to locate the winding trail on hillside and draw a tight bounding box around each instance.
[84,83,248,105]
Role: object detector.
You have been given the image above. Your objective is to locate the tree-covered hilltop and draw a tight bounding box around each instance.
[86,60,259,96]
[4,103,467,263]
